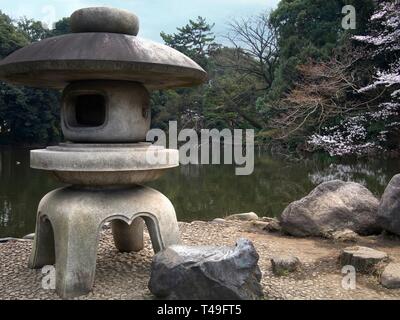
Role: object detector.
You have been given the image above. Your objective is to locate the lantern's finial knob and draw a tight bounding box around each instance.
[70,7,139,36]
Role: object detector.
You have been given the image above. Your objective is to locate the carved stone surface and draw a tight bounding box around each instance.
[31,143,179,185]
[0,33,207,90]
[29,185,181,298]
[70,7,140,35]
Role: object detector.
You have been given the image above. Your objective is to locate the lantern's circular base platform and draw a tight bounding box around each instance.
[31,143,179,185]
[28,185,181,299]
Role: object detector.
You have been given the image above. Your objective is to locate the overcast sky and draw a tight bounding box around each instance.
[1,0,279,42]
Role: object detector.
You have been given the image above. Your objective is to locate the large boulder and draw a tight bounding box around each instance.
[377,174,400,236]
[279,180,380,237]
[148,238,264,300]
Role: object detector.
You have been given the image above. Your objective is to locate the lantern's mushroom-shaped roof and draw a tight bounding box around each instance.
[0,7,207,90]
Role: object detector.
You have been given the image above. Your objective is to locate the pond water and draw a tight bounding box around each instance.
[1,147,399,238]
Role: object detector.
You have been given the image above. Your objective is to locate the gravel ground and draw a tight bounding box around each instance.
[1,220,400,300]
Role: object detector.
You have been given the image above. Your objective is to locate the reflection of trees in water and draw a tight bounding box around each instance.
[309,163,386,186]
[0,148,61,237]
[307,159,396,197]
[152,155,316,220]
[179,164,201,178]
[156,154,400,221]
[0,200,11,227]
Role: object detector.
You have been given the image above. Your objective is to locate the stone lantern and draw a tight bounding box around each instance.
[0,7,207,298]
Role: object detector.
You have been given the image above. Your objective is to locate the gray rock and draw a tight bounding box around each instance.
[148,238,264,300]
[381,263,400,289]
[377,174,400,236]
[0,237,31,243]
[226,212,259,221]
[280,180,381,237]
[23,233,35,240]
[250,219,281,233]
[340,246,388,273]
[271,255,300,276]
[327,229,358,242]
[212,218,226,224]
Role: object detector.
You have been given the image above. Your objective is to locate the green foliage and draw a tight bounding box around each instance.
[268,0,375,100]
[0,11,28,58]
[50,18,70,36]
[160,16,219,69]
[0,13,70,145]
[17,17,50,42]
[0,82,60,144]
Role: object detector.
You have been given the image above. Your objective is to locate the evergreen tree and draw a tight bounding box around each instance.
[160,16,219,69]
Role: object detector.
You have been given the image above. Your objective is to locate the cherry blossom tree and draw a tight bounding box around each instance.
[308,1,400,156]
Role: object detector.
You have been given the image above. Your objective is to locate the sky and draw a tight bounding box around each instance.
[0,0,280,42]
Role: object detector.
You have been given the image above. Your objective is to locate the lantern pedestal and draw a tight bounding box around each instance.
[28,185,181,298]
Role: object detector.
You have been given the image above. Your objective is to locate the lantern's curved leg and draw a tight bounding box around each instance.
[111,218,144,252]
[53,214,100,299]
[28,211,55,269]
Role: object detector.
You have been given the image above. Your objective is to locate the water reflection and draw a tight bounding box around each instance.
[1,148,399,238]
[0,148,62,238]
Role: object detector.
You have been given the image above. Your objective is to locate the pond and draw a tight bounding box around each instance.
[1,147,399,238]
